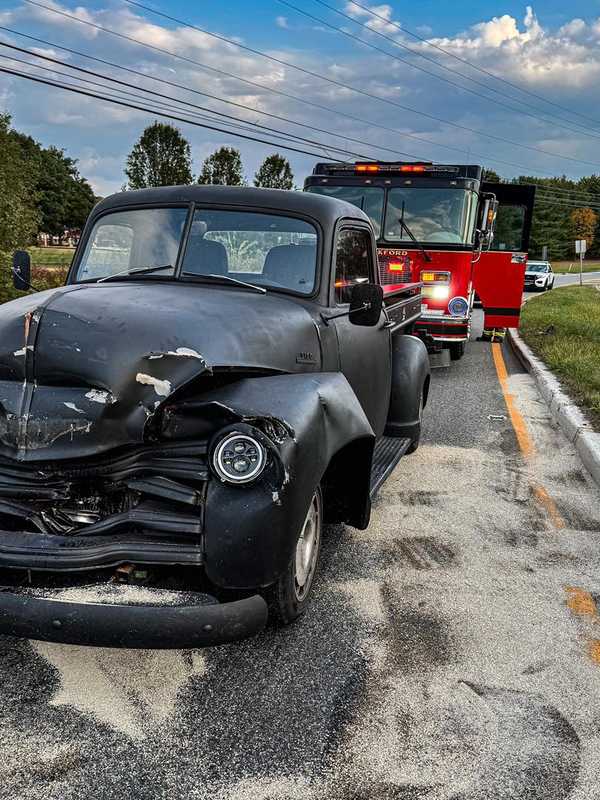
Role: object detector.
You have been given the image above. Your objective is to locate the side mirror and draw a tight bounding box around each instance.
[478,196,499,251]
[350,282,384,327]
[12,250,31,291]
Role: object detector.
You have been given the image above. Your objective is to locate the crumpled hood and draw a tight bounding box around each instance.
[0,282,321,461]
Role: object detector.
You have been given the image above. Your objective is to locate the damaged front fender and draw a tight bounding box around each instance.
[198,372,375,589]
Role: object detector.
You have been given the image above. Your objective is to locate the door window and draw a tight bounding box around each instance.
[334,229,372,304]
[491,204,526,251]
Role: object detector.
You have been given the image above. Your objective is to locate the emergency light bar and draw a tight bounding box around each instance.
[356,163,429,173]
[312,162,481,180]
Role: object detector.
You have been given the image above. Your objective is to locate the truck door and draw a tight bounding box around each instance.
[473,183,536,329]
[332,225,391,438]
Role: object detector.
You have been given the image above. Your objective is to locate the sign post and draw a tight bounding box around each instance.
[575,239,587,286]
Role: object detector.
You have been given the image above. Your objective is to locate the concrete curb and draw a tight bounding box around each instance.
[507,326,600,488]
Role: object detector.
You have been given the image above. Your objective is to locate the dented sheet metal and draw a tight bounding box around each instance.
[0,282,321,461]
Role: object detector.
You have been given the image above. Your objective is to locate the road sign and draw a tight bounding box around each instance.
[575,240,587,286]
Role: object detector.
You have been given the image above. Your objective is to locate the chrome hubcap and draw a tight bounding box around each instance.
[294,492,321,601]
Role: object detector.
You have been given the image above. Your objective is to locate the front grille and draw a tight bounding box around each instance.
[377,250,412,285]
[0,440,208,537]
[378,263,412,285]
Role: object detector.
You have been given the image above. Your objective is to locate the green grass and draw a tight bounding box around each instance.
[520,286,600,428]
[551,260,600,274]
[29,246,74,269]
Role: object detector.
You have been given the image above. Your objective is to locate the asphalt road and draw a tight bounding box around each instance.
[554,270,600,287]
[2,310,600,800]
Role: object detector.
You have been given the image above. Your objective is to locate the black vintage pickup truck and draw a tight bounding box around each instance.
[0,186,429,648]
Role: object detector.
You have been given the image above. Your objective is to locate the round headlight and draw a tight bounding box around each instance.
[448,296,469,317]
[213,432,267,484]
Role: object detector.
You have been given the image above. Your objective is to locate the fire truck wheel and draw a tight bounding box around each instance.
[449,341,465,361]
[262,486,322,625]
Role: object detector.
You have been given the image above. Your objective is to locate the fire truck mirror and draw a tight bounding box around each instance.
[478,197,499,251]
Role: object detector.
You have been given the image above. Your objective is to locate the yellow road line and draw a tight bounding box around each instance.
[491,343,566,529]
[566,586,597,616]
[565,587,600,665]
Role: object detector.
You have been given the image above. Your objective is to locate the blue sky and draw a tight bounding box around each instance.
[1,0,600,196]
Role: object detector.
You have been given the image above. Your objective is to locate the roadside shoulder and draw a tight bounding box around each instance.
[508,326,600,488]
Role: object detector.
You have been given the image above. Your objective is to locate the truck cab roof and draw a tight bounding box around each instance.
[93,184,372,230]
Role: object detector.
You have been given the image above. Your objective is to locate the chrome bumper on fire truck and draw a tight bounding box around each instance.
[415,313,470,342]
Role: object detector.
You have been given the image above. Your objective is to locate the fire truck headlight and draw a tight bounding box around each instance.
[431,286,450,300]
[448,296,469,317]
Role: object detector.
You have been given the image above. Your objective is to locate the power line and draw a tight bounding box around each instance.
[11,1,597,176]
[308,0,600,142]
[276,0,600,169]
[0,54,364,161]
[0,64,367,161]
[525,183,600,200]
[0,29,423,164]
[8,9,561,175]
[535,197,600,212]
[345,0,600,129]
[17,1,434,162]
[535,189,600,204]
[0,44,377,161]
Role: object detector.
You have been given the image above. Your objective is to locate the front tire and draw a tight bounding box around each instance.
[449,341,465,361]
[263,487,322,625]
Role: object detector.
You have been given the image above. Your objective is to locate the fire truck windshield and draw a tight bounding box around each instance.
[307,185,385,237]
[384,188,477,245]
[307,183,478,246]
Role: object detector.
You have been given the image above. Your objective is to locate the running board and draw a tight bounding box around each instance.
[370,436,411,498]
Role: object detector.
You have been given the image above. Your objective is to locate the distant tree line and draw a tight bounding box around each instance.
[0,112,97,255]
[125,122,295,191]
[484,168,600,260]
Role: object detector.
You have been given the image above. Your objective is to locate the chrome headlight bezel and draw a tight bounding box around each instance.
[212,431,267,485]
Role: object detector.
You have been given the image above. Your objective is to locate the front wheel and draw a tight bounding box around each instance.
[262,487,322,625]
[449,341,465,361]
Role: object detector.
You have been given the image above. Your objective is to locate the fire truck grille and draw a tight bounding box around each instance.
[377,260,412,285]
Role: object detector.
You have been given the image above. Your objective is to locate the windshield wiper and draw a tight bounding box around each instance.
[399,202,432,263]
[182,272,267,295]
[97,264,174,283]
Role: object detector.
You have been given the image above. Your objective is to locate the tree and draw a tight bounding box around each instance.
[65,176,97,229]
[254,153,294,189]
[482,168,501,183]
[198,146,245,186]
[125,122,193,189]
[10,134,96,235]
[570,207,598,251]
[0,113,39,253]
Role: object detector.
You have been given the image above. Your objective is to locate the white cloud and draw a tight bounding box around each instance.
[558,19,586,38]
[2,0,600,192]
[275,16,289,30]
[344,2,400,36]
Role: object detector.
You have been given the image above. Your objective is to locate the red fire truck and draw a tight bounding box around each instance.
[304,162,535,360]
